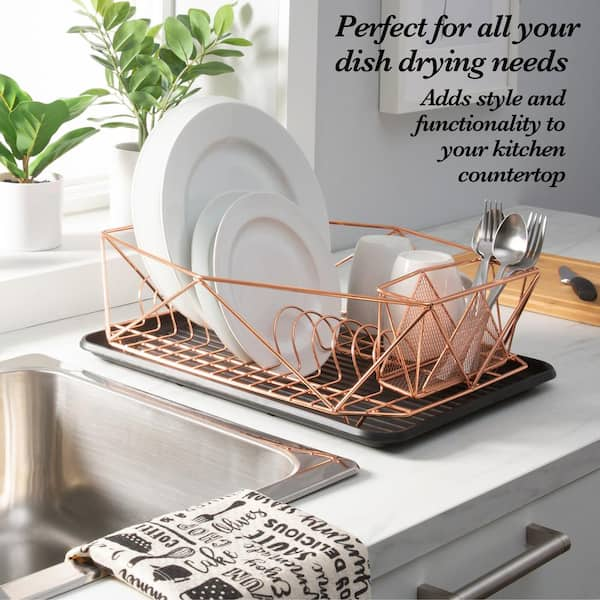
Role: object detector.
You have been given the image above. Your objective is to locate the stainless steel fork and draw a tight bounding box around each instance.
[472,200,504,289]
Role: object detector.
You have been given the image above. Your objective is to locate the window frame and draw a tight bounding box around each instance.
[64,0,169,214]
[67,0,291,214]
[165,0,290,125]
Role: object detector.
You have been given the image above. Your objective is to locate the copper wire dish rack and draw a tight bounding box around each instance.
[91,221,551,442]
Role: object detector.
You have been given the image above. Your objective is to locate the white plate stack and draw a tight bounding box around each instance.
[132,98,340,376]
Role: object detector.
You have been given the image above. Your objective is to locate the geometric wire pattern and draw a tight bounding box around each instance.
[101,222,539,427]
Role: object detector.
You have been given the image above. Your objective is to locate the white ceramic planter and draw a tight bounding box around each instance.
[110,142,140,226]
[0,173,63,252]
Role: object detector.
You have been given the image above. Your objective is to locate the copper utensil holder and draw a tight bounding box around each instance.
[101,221,539,427]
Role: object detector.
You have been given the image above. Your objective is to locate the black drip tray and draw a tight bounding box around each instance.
[82,330,556,448]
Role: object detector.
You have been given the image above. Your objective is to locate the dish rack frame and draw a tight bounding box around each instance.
[101,221,540,428]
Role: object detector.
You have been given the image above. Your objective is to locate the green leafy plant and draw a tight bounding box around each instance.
[70,0,252,148]
[0,74,99,183]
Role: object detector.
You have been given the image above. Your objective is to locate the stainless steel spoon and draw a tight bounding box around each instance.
[488,213,528,302]
[488,212,548,308]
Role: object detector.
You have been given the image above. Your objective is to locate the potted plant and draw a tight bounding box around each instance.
[0,75,99,252]
[70,0,252,225]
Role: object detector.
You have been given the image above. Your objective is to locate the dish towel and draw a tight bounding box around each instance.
[67,489,371,600]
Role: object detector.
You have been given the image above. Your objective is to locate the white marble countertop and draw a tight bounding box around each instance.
[1,207,599,599]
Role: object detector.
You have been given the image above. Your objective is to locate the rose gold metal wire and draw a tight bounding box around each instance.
[101,222,539,426]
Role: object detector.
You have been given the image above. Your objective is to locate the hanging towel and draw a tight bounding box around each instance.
[67,489,371,600]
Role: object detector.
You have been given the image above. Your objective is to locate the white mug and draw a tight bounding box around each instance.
[347,235,413,326]
[384,250,467,369]
[388,250,466,327]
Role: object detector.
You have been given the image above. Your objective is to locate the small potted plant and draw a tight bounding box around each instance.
[70,0,252,225]
[0,74,99,252]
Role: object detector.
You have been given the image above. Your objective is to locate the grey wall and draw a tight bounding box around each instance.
[517,0,600,215]
[288,0,600,250]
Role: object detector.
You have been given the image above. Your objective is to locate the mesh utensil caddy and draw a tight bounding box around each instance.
[99,221,541,428]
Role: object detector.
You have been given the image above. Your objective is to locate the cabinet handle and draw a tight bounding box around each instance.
[418,523,571,600]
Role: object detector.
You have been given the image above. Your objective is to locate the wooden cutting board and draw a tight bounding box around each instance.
[455,253,600,327]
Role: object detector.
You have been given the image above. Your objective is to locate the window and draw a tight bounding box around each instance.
[0,1,154,212]
[0,1,286,213]
[172,0,287,122]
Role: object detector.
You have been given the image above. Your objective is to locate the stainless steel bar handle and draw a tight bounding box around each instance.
[418,524,571,600]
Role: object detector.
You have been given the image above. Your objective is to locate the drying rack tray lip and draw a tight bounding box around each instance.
[81,330,556,448]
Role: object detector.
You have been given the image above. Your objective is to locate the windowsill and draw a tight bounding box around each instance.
[0,211,349,336]
[0,210,137,334]
[1,210,110,282]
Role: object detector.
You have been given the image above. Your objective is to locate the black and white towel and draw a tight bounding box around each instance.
[67,489,371,600]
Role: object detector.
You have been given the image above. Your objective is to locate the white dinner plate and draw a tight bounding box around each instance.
[132,97,331,326]
[190,190,250,361]
[211,192,340,375]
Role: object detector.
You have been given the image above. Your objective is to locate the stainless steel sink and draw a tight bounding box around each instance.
[0,355,357,599]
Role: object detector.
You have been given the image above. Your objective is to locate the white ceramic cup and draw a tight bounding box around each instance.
[388,250,466,328]
[347,235,414,326]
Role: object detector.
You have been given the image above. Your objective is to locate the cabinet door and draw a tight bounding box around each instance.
[373,468,600,599]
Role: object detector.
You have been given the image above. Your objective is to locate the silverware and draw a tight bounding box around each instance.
[464,201,504,369]
[488,213,528,300]
[472,200,504,289]
[488,212,548,308]
[559,266,598,302]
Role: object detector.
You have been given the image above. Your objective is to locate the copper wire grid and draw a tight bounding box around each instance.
[101,221,539,427]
